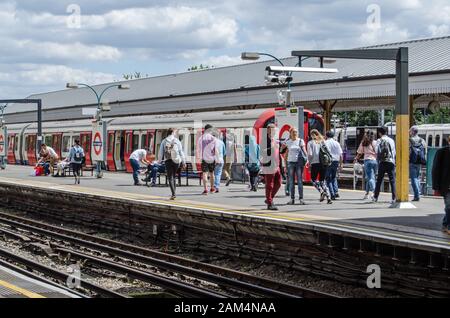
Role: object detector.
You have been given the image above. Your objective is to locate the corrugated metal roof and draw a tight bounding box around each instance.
[6,36,450,114]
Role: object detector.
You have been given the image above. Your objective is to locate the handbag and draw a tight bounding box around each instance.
[297,146,308,167]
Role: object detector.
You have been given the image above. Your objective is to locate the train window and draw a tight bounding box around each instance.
[108,134,114,153]
[190,134,195,157]
[29,136,35,151]
[44,136,52,146]
[62,136,71,153]
[141,135,147,149]
[179,134,184,143]
[132,134,139,152]
[125,134,131,153]
[427,135,433,147]
[14,136,18,151]
[443,135,449,147]
[435,134,441,148]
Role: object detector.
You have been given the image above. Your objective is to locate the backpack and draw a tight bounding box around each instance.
[73,147,84,163]
[410,139,426,165]
[164,139,181,164]
[319,142,332,167]
[378,138,392,162]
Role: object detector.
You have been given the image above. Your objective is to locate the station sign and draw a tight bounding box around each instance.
[91,120,107,162]
[0,126,6,157]
[275,106,303,140]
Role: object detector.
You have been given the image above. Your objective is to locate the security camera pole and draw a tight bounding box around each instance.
[66,83,130,178]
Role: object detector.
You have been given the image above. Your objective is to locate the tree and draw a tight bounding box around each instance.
[187,64,214,71]
[122,72,149,80]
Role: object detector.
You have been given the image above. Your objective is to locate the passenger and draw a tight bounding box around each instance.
[197,124,217,195]
[143,154,166,187]
[355,131,378,200]
[432,135,450,235]
[37,144,59,175]
[325,131,343,200]
[409,126,427,202]
[224,133,236,186]
[212,131,226,193]
[158,128,186,200]
[69,139,85,185]
[373,127,397,204]
[279,140,290,197]
[260,124,282,210]
[244,134,260,192]
[307,129,332,204]
[281,127,307,205]
[129,148,150,186]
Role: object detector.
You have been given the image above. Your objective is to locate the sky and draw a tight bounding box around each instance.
[0,0,449,98]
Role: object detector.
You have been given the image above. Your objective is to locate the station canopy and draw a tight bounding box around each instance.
[5,36,450,123]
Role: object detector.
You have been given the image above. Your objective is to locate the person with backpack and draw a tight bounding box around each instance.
[354,130,378,200]
[281,127,307,205]
[373,127,397,204]
[244,133,260,192]
[69,139,85,185]
[432,135,450,235]
[409,126,427,202]
[307,129,332,204]
[324,131,343,200]
[129,148,150,186]
[158,128,186,200]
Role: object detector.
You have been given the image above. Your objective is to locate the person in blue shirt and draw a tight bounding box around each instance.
[245,134,260,192]
[213,131,226,193]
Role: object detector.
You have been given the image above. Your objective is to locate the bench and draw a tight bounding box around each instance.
[81,164,95,177]
[145,162,200,187]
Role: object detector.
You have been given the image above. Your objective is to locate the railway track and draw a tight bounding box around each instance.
[0,211,337,298]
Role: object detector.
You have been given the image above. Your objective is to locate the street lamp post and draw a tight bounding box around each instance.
[66,82,130,177]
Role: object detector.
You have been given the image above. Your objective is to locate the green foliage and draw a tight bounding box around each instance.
[187,64,214,71]
[122,72,149,80]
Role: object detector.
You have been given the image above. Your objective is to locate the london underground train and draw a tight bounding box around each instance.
[5,107,324,180]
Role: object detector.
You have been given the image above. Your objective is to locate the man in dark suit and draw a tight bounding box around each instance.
[432,135,450,235]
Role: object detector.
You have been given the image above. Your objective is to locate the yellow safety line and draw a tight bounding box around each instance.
[1,176,448,246]
[0,279,46,298]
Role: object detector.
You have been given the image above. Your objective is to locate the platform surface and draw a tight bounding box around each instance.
[0,165,449,250]
[0,264,79,298]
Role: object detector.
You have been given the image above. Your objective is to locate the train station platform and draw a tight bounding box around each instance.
[0,264,79,298]
[0,165,448,252]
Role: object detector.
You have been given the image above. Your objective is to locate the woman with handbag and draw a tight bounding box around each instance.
[354,131,378,200]
[282,127,308,205]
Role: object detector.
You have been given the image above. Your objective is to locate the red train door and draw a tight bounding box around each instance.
[27,134,37,165]
[80,132,92,166]
[124,130,133,172]
[106,131,116,171]
[303,115,312,182]
[7,134,15,164]
[52,133,62,158]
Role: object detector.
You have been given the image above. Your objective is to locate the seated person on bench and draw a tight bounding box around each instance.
[142,154,166,186]
[54,157,70,177]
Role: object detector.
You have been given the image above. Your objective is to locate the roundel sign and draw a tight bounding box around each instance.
[93,132,102,156]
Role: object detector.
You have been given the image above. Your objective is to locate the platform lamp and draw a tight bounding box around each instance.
[66,82,130,178]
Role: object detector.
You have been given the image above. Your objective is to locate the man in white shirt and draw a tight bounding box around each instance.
[325,131,343,200]
[37,144,59,175]
[373,127,397,204]
[129,148,150,185]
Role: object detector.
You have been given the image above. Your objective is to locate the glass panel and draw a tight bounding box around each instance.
[62,136,71,153]
[190,133,195,157]
[427,135,433,147]
[14,136,18,151]
[141,134,148,149]
[435,134,441,148]
[108,134,114,153]
[132,134,139,152]
[443,134,449,147]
